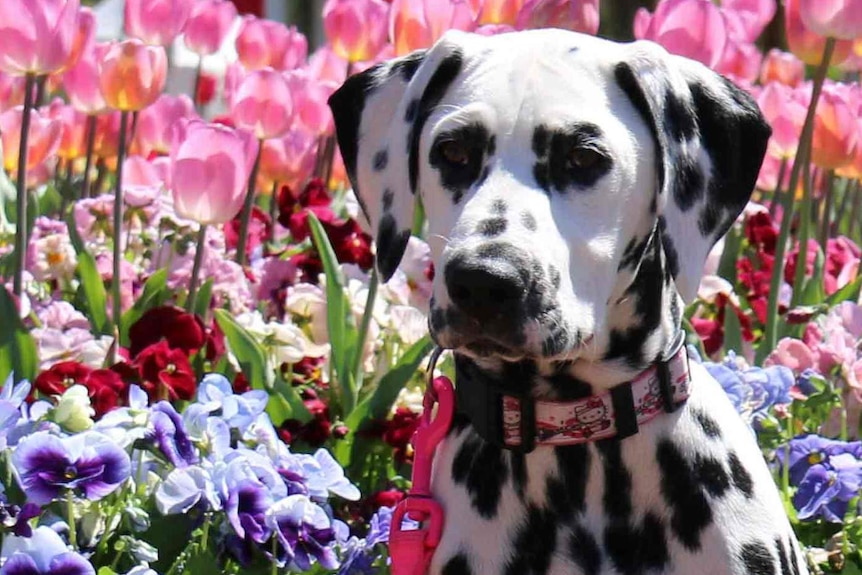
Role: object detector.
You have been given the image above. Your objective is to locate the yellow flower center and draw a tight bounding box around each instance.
[807,452,823,465]
[165,363,177,374]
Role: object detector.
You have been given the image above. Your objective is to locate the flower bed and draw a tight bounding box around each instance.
[0,0,861,573]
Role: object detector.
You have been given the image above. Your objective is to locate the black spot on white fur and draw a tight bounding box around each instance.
[691,407,722,438]
[570,523,603,575]
[531,123,613,194]
[376,213,410,281]
[372,149,388,171]
[729,450,755,498]
[657,438,713,551]
[503,505,557,575]
[521,211,537,231]
[739,541,775,575]
[491,198,507,214]
[478,217,507,237]
[442,553,472,575]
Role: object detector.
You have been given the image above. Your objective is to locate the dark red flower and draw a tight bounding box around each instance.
[744,211,778,254]
[691,317,723,356]
[382,408,419,463]
[34,361,128,418]
[278,397,332,447]
[128,306,206,358]
[328,218,374,270]
[195,73,217,106]
[288,205,337,242]
[290,356,326,387]
[134,340,197,401]
[224,206,273,260]
[289,253,323,284]
[233,373,251,394]
[277,179,332,227]
[34,361,93,397]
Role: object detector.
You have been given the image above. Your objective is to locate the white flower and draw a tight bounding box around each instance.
[31,233,77,283]
[51,385,95,432]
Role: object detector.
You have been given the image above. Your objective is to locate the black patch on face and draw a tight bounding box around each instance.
[376,214,411,281]
[382,188,394,211]
[546,445,590,520]
[390,49,427,81]
[657,216,680,282]
[698,200,721,237]
[547,370,593,400]
[664,90,697,141]
[478,217,507,237]
[429,123,491,200]
[408,50,464,195]
[372,149,388,171]
[570,523,602,575]
[442,553,472,575]
[673,154,704,212]
[603,512,670,575]
[694,454,730,497]
[531,123,613,193]
[789,539,801,575]
[728,451,754,498]
[521,211,537,231]
[503,506,557,575]
[740,541,775,575]
[656,438,712,551]
[549,265,561,289]
[491,199,507,214]
[617,232,650,272]
[405,98,419,123]
[691,408,721,439]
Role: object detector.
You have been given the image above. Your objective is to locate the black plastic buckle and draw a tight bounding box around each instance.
[656,358,682,413]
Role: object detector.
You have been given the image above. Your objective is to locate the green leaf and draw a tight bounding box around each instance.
[65,209,111,335]
[140,512,195,573]
[182,548,221,575]
[798,246,825,306]
[722,306,743,355]
[192,278,214,318]
[335,336,433,466]
[97,568,117,575]
[307,212,358,414]
[214,309,269,392]
[716,225,741,284]
[120,268,169,346]
[826,275,862,306]
[0,286,38,384]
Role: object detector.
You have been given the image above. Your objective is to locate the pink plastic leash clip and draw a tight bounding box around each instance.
[390,347,454,575]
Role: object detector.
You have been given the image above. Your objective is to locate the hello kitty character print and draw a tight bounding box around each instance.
[536,396,613,442]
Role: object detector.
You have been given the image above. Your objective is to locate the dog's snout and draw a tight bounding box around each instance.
[445,256,526,320]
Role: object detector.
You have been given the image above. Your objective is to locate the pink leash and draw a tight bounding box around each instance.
[389,348,454,575]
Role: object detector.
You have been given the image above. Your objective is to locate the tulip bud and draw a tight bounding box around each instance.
[323,0,390,63]
[0,0,81,76]
[785,0,853,66]
[230,68,293,140]
[389,0,480,55]
[799,0,862,41]
[0,106,62,173]
[124,0,193,46]
[183,0,238,56]
[99,40,167,112]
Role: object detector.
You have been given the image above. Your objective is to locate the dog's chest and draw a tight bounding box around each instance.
[426,364,806,575]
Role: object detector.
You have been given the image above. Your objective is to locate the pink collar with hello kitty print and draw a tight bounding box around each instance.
[455,344,692,452]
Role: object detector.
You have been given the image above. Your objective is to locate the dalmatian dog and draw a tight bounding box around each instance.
[329,29,804,575]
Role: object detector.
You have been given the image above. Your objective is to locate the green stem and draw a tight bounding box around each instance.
[67,490,77,548]
[185,224,208,313]
[81,114,97,199]
[767,157,788,218]
[13,73,36,297]
[848,180,862,241]
[113,110,130,336]
[34,75,47,107]
[818,170,835,248]
[832,177,852,236]
[268,180,279,244]
[95,496,123,559]
[201,512,211,551]
[758,37,836,363]
[352,267,379,391]
[791,162,813,308]
[271,536,279,575]
[236,139,263,266]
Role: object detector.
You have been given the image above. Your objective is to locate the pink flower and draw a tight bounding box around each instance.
[99,40,167,112]
[170,120,259,225]
[46,98,87,161]
[759,49,805,86]
[235,16,308,71]
[799,0,862,41]
[124,0,193,46]
[0,106,62,173]
[634,0,728,69]
[756,82,807,159]
[785,0,853,66]
[285,70,336,135]
[307,45,350,85]
[715,39,762,85]
[132,94,196,157]
[721,0,776,42]
[62,42,109,114]
[389,0,481,56]
[259,127,319,190]
[183,0,238,56]
[324,0,390,63]
[0,72,27,112]
[0,0,81,76]
[811,82,858,170]
[58,5,95,73]
[765,337,816,374]
[515,0,599,34]
[230,68,292,140]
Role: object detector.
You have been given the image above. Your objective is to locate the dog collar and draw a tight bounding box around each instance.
[454,344,691,453]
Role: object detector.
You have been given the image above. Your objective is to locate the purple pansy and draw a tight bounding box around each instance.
[0,526,94,575]
[337,506,399,575]
[226,478,273,544]
[777,434,862,485]
[12,431,131,505]
[148,402,198,468]
[793,453,862,522]
[266,494,339,571]
[703,352,794,426]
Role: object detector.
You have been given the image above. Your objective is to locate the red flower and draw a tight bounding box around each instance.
[328,218,373,270]
[34,361,128,418]
[691,317,723,355]
[745,211,778,255]
[195,72,217,106]
[382,408,420,463]
[134,340,197,401]
[224,206,273,260]
[289,252,323,284]
[128,306,206,358]
[233,373,251,394]
[34,361,93,397]
[279,396,333,447]
[277,178,334,236]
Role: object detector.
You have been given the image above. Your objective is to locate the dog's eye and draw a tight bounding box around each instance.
[568,147,603,170]
[439,141,471,166]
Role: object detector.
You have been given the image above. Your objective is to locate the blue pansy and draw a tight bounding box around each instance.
[0,526,94,575]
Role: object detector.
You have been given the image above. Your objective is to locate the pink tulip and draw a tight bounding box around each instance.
[285,70,336,135]
[63,42,109,114]
[323,0,390,63]
[235,16,308,71]
[480,0,525,25]
[764,337,816,374]
[633,0,727,69]
[389,0,481,56]
[721,0,775,42]
[123,155,164,206]
[799,0,862,41]
[785,0,853,66]
[132,94,196,157]
[99,40,167,112]
[759,49,805,86]
[230,68,292,140]
[0,106,62,173]
[183,0,238,56]
[307,45,350,85]
[124,0,193,46]
[811,82,858,170]
[170,120,260,225]
[259,127,319,190]
[756,82,807,160]
[715,40,762,85]
[0,72,27,112]
[515,0,600,35]
[92,111,122,159]
[46,98,87,160]
[0,0,81,76]
[59,6,95,73]
[836,119,862,180]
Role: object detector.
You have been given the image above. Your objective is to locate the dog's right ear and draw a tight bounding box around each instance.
[328,51,428,281]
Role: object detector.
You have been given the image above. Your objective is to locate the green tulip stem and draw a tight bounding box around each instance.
[353,266,379,390]
[832,177,853,237]
[12,73,36,297]
[818,170,835,247]
[113,110,130,336]
[67,490,77,548]
[236,139,264,266]
[186,223,208,313]
[268,180,279,244]
[767,157,787,217]
[791,161,814,309]
[758,37,835,363]
[847,180,861,241]
[81,115,98,199]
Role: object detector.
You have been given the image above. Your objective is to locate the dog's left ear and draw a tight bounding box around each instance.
[615,42,771,302]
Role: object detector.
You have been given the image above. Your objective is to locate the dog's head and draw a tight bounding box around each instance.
[329,29,769,368]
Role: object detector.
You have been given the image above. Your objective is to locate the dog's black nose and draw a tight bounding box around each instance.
[445,256,526,320]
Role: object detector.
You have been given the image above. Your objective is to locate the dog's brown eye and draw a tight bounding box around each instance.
[440,141,470,166]
[568,147,602,170]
